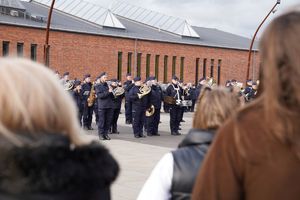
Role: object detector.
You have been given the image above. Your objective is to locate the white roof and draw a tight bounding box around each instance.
[33,0,126,29]
[111,0,200,38]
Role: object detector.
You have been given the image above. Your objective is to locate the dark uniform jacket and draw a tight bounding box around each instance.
[95,82,114,109]
[72,90,84,111]
[129,85,150,110]
[171,129,215,200]
[123,80,134,101]
[0,133,119,200]
[150,85,163,110]
[81,82,92,102]
[111,88,125,109]
[190,87,197,101]
[166,83,183,104]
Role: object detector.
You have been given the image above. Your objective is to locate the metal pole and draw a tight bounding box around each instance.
[44,0,56,66]
[246,0,280,80]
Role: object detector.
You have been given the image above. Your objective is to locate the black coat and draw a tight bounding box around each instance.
[166,83,183,102]
[129,85,150,110]
[171,129,215,200]
[0,133,119,200]
[95,82,114,109]
[111,89,125,109]
[81,82,92,102]
[72,89,84,111]
[123,80,134,101]
[149,85,163,110]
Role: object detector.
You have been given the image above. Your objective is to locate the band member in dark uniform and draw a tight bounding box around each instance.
[72,80,83,126]
[110,79,124,134]
[146,76,162,136]
[95,72,114,140]
[93,76,100,125]
[129,77,150,138]
[166,76,182,136]
[123,73,134,124]
[81,74,94,130]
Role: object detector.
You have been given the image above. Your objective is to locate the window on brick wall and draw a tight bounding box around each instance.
[30,44,37,61]
[210,59,214,78]
[146,54,151,78]
[180,57,185,81]
[155,55,159,80]
[127,52,132,74]
[218,59,222,85]
[203,58,207,78]
[137,53,142,77]
[195,58,200,85]
[172,56,176,76]
[2,41,9,56]
[17,43,24,57]
[164,55,168,83]
[118,51,122,81]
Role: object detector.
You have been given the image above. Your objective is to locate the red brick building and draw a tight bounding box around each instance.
[0,0,259,84]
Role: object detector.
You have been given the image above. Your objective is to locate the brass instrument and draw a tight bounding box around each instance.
[137,84,151,99]
[112,87,125,98]
[206,77,217,88]
[146,105,155,117]
[87,83,96,107]
[64,81,74,91]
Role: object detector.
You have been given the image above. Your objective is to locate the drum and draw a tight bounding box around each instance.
[164,96,176,105]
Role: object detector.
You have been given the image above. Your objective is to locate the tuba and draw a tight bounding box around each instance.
[138,84,151,99]
[87,83,96,107]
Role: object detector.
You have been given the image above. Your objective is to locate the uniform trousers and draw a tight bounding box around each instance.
[111,108,121,133]
[132,108,146,136]
[98,108,113,135]
[125,100,133,123]
[146,109,160,134]
[169,105,182,133]
[83,102,93,128]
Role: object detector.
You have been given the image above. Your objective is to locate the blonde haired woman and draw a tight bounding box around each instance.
[0,58,119,200]
[192,9,300,200]
[137,87,241,200]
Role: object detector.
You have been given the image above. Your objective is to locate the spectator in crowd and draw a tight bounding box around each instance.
[137,87,241,200]
[192,9,300,200]
[0,58,119,200]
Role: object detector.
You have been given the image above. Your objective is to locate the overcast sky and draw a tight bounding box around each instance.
[87,0,299,38]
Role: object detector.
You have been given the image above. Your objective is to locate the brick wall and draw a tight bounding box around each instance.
[0,24,260,85]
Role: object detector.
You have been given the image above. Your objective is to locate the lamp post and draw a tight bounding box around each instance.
[44,0,56,66]
[246,0,281,80]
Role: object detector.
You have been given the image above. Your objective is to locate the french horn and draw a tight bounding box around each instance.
[112,87,125,97]
[138,84,151,99]
[146,105,155,117]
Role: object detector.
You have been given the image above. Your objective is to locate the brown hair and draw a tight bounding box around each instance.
[193,87,241,130]
[236,10,300,158]
[0,58,90,146]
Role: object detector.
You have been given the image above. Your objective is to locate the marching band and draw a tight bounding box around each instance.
[61,71,250,140]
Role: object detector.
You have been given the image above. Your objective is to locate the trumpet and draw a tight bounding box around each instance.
[138,84,151,99]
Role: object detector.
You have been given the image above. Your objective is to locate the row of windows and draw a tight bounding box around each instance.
[117,51,222,84]
[2,41,37,61]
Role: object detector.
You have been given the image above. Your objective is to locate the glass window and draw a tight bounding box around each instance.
[118,52,122,81]
[210,59,214,78]
[30,44,37,61]
[2,41,9,56]
[155,55,159,80]
[17,43,24,57]
[172,56,176,76]
[164,55,168,83]
[180,57,185,81]
[195,58,200,85]
[146,54,151,78]
[127,52,132,74]
[203,58,207,78]
[137,53,142,77]
[218,59,222,85]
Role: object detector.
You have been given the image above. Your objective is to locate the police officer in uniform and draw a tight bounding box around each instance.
[95,72,114,140]
[129,77,150,138]
[110,79,124,134]
[123,73,134,124]
[81,74,94,130]
[146,76,162,136]
[93,76,101,125]
[166,76,182,135]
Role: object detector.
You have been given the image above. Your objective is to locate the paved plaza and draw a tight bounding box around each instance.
[84,109,193,200]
